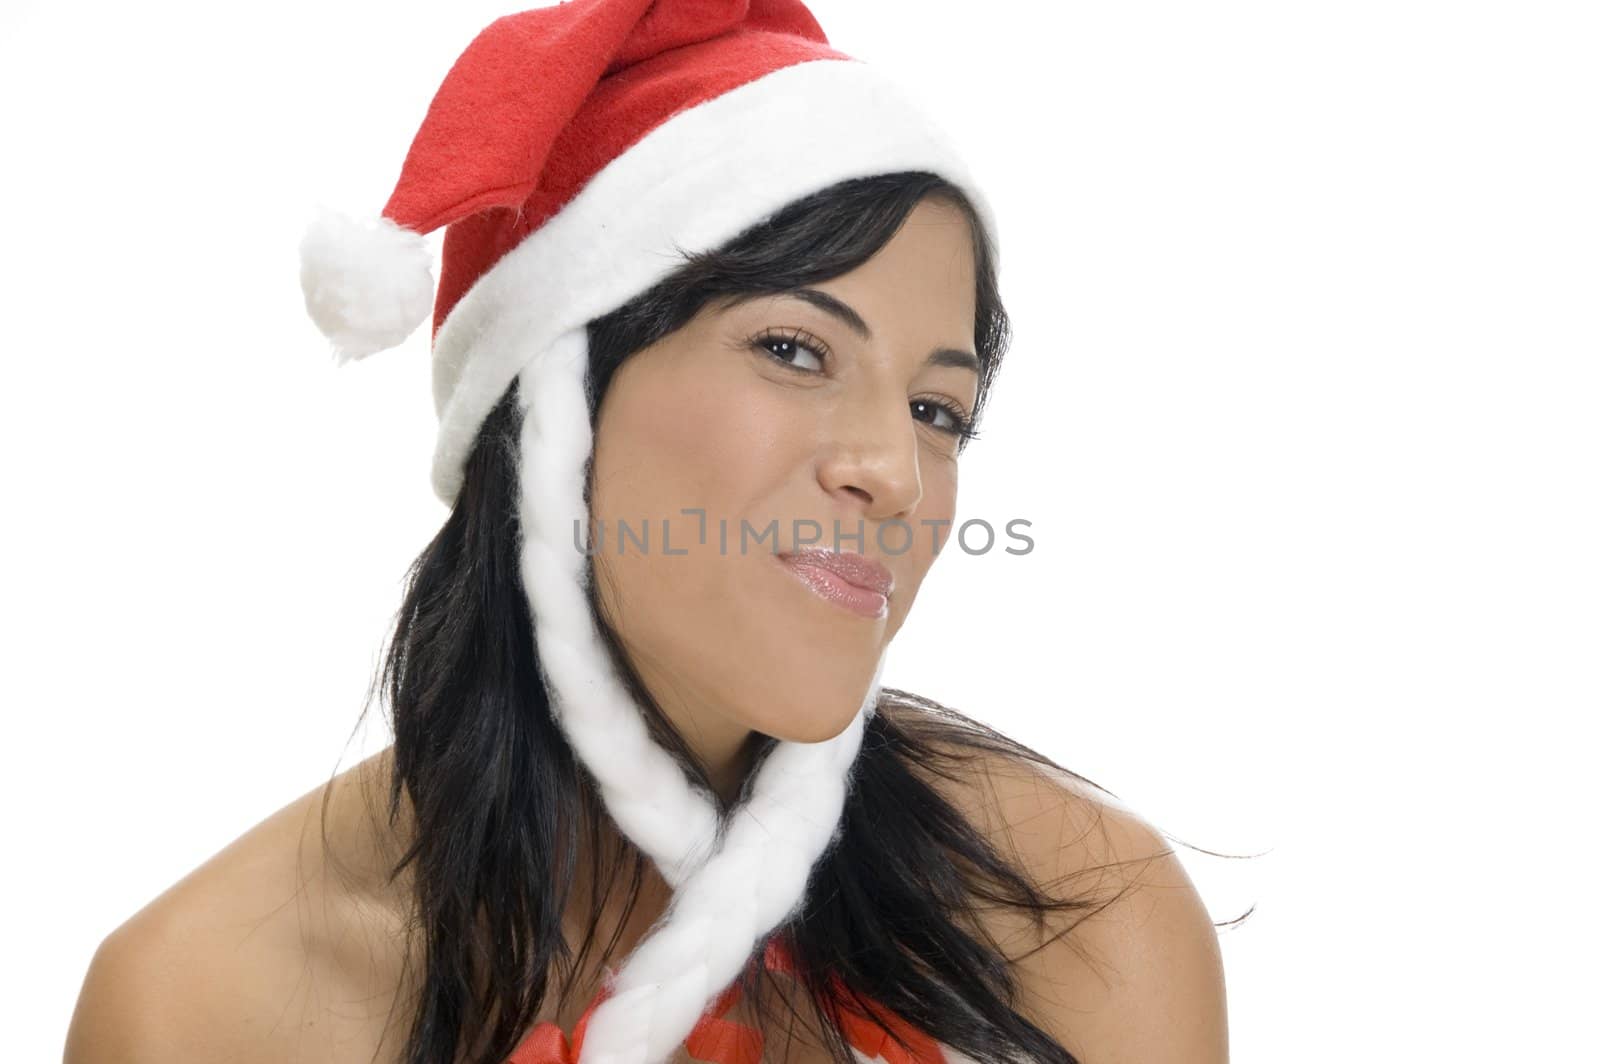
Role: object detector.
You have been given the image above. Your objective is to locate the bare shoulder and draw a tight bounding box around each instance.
[64,750,416,1064]
[908,721,1230,1063]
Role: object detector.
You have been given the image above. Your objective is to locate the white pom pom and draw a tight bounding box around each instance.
[298,205,434,364]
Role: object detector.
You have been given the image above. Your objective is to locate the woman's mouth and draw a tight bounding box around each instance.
[773,549,892,620]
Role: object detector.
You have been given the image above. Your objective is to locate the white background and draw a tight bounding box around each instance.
[5,1,1596,1060]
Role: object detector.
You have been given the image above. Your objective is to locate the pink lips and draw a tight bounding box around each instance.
[775,549,894,619]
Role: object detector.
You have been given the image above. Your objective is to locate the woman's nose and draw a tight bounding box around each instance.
[814,392,923,521]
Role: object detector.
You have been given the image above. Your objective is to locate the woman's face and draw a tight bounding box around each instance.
[589,196,980,759]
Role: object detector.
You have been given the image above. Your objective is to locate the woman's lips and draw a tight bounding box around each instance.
[774,549,892,619]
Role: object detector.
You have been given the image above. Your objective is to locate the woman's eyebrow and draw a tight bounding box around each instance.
[748,286,981,374]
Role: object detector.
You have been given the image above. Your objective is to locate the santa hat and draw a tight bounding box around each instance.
[298,2,997,1062]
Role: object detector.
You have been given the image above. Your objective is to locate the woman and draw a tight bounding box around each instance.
[65,3,1227,1063]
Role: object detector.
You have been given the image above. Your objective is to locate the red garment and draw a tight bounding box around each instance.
[505,935,947,1064]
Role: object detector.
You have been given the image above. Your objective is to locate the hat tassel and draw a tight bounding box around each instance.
[298,205,434,365]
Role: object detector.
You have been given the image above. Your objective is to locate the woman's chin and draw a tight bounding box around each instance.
[750,685,879,744]
[763,715,859,745]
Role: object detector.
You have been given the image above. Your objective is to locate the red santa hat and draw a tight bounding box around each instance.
[298,2,996,1062]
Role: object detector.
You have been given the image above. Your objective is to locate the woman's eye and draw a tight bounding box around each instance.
[750,329,826,373]
[911,398,973,438]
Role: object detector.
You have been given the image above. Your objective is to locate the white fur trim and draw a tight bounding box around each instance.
[513,325,718,885]
[428,56,998,506]
[299,206,434,364]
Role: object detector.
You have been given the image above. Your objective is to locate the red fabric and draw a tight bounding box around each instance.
[504,935,946,1064]
[371,0,852,343]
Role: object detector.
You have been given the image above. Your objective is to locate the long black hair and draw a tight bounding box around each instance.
[329,172,1163,1064]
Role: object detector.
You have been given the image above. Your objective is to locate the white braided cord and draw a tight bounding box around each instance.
[513,327,885,1064]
